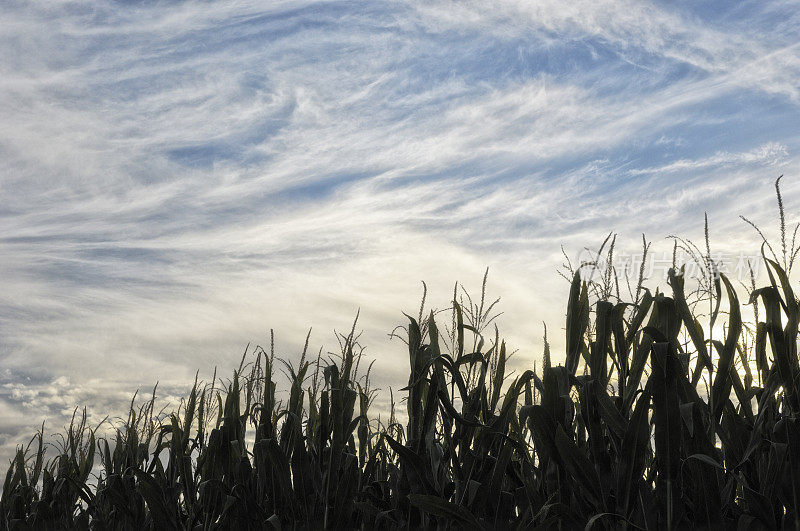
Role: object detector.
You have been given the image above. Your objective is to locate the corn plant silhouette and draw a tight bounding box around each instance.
[2,179,800,529]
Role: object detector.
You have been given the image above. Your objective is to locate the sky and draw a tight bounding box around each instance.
[1,0,799,457]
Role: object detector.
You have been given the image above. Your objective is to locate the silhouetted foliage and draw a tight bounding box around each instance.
[3,179,800,529]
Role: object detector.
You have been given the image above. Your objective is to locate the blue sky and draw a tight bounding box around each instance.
[1,0,799,454]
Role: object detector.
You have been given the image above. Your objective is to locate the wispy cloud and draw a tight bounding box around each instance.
[629,142,789,175]
[0,0,799,460]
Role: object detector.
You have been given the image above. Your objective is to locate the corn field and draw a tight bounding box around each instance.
[3,192,800,529]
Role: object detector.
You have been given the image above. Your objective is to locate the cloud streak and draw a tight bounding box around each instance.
[0,0,799,460]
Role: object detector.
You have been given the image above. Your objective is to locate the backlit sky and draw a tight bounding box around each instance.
[1,0,799,455]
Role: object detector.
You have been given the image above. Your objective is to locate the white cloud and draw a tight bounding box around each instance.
[629,142,790,175]
[0,0,799,460]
